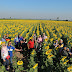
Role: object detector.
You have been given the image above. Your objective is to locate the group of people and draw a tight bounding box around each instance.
[53,39,72,57]
[1,33,72,70]
[1,33,47,70]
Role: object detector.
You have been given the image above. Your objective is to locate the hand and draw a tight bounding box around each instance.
[28,47,30,49]
[21,47,22,49]
[4,59,6,62]
[57,44,59,45]
[16,41,18,42]
[20,49,23,51]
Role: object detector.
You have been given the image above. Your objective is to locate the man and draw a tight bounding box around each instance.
[66,48,72,56]
[27,38,34,50]
[7,41,22,68]
[33,33,37,43]
[27,38,34,57]
[14,35,19,48]
[6,34,11,40]
[18,34,23,43]
[62,46,68,56]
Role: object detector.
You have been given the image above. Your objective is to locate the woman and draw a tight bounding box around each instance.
[14,35,19,49]
[37,35,42,49]
[7,41,21,68]
[23,38,27,43]
[23,38,27,49]
[33,33,37,43]
[18,34,23,43]
[1,43,9,70]
[34,40,38,49]
[22,38,28,57]
[2,35,6,42]
[42,33,47,40]
[19,40,23,49]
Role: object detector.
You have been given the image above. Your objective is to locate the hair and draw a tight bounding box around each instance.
[18,34,21,38]
[2,43,6,47]
[36,37,38,40]
[8,41,11,46]
[29,39,32,41]
[63,45,67,47]
[24,39,27,42]
[71,47,72,52]
[60,39,63,42]
[3,35,6,39]
[39,35,41,38]
[7,33,9,35]
[43,33,45,35]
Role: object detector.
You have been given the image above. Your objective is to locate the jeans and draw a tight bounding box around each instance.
[28,48,34,57]
[10,57,13,64]
[3,58,9,67]
[9,57,13,67]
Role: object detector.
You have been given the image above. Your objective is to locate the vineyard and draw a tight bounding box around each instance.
[0,20,72,72]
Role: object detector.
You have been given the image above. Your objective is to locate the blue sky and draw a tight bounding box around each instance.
[0,0,72,20]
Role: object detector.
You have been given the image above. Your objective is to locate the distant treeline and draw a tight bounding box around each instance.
[0,18,71,21]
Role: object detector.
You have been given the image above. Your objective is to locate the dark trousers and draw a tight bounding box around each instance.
[3,58,9,68]
[28,48,35,56]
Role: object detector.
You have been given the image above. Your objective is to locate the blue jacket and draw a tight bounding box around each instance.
[7,45,15,57]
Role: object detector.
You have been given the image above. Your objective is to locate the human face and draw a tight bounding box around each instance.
[23,38,25,40]
[60,40,63,43]
[34,34,36,36]
[43,33,45,36]
[56,40,58,43]
[2,44,6,47]
[67,49,69,51]
[16,35,17,38]
[32,38,34,41]
[7,34,9,37]
[64,47,67,50]
[4,35,6,39]
[39,35,41,38]
[19,34,21,37]
[20,41,23,44]
[9,42,11,46]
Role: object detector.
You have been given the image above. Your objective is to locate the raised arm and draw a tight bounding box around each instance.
[15,48,22,51]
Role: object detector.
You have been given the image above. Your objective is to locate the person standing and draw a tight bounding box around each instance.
[1,43,9,70]
[14,35,19,49]
[33,33,37,43]
[42,33,47,41]
[27,38,34,57]
[2,35,6,42]
[6,34,11,40]
[18,34,23,43]
[37,35,42,49]
[7,41,21,68]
